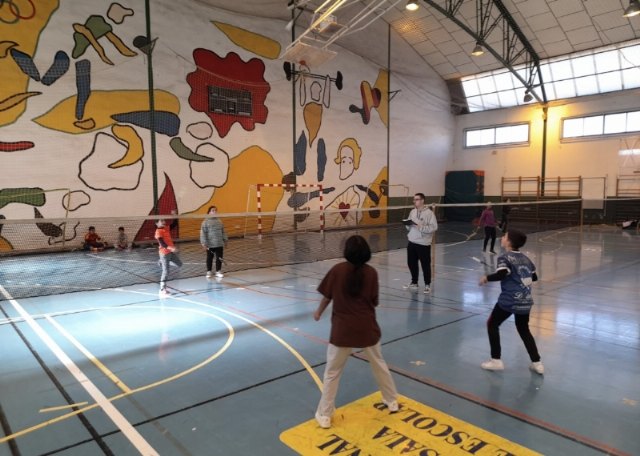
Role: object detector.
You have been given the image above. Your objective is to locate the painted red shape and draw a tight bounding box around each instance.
[0,141,35,152]
[186,49,270,138]
[338,202,350,220]
[134,173,179,242]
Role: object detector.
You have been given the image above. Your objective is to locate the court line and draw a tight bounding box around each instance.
[0,304,234,444]
[0,285,159,456]
[376,360,633,456]
[45,315,132,394]
[40,403,89,413]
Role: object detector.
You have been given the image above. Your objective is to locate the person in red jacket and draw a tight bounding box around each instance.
[83,226,107,251]
[155,219,182,296]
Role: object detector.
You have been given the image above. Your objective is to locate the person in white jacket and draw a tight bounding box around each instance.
[404,193,438,294]
[200,206,228,278]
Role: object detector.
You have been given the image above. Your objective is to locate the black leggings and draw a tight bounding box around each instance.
[487,304,540,362]
[407,241,431,285]
[483,226,496,251]
[206,246,224,272]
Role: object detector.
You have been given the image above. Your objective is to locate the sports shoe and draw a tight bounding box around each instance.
[159,288,170,298]
[383,400,399,412]
[215,271,224,278]
[529,361,544,375]
[481,359,504,371]
[489,250,496,254]
[314,412,331,429]
[206,271,213,278]
[403,283,419,290]
[424,285,431,294]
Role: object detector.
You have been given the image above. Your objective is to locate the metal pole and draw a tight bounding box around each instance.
[541,106,548,196]
[145,0,159,213]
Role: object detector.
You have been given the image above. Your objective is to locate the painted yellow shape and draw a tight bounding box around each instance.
[361,166,388,227]
[281,393,542,456]
[0,0,59,127]
[303,102,322,146]
[0,92,41,112]
[32,90,180,134]
[109,124,144,168]
[181,145,284,238]
[374,69,389,127]
[212,21,281,59]
[0,236,13,252]
[0,41,18,58]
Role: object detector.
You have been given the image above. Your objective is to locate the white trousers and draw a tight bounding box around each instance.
[316,342,398,417]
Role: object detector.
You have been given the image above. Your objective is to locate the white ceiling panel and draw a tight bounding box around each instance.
[195,0,640,84]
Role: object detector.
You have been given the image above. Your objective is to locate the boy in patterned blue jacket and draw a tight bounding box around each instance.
[478,229,544,375]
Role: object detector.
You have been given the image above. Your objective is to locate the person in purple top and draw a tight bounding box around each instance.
[479,202,497,253]
[478,229,544,375]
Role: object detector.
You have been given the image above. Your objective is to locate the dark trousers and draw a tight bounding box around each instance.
[206,246,224,272]
[487,304,540,362]
[499,215,508,232]
[407,241,431,285]
[483,226,496,251]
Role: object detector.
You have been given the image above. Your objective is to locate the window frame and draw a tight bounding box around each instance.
[464,122,530,149]
[560,109,640,141]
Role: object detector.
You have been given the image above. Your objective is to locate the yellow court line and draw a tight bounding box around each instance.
[45,315,132,394]
[171,294,324,390]
[0,304,234,444]
[39,403,88,413]
[0,288,324,444]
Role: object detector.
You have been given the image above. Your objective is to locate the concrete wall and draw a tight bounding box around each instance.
[451,90,640,197]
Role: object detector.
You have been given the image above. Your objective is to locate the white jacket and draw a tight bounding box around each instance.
[406,207,438,246]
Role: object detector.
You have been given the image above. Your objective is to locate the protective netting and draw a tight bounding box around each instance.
[1,198,638,300]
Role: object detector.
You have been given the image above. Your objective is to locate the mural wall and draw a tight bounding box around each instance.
[0,0,452,251]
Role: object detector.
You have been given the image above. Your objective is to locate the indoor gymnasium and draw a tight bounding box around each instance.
[0,0,639,455]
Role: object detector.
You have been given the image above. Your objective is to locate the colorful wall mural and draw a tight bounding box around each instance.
[0,0,446,252]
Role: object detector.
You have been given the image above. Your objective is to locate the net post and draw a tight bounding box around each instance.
[256,184,263,236]
[319,184,324,233]
[431,203,436,289]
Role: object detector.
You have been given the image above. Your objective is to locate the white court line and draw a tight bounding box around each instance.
[0,285,158,456]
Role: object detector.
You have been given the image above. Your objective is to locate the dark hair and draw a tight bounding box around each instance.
[414,192,425,202]
[208,206,217,212]
[343,235,372,296]
[88,226,95,231]
[118,226,124,231]
[507,229,527,250]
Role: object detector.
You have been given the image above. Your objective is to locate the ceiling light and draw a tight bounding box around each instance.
[523,90,533,103]
[624,0,640,17]
[471,42,484,56]
[406,0,419,12]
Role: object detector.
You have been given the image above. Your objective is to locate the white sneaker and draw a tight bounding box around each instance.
[314,412,331,429]
[215,271,224,278]
[481,359,504,371]
[206,271,213,278]
[424,285,431,294]
[159,288,170,298]
[383,400,399,412]
[403,283,419,290]
[529,361,544,375]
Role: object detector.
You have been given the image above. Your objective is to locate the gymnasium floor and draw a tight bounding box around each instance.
[0,226,638,455]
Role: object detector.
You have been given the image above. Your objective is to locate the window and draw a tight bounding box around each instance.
[562,110,640,139]
[460,40,640,112]
[208,86,252,117]
[465,123,529,148]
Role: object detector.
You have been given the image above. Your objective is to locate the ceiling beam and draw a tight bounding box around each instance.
[419,0,547,104]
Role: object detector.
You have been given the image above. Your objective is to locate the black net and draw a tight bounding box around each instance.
[1,198,638,300]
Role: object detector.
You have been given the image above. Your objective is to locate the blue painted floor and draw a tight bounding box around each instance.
[0,227,638,455]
